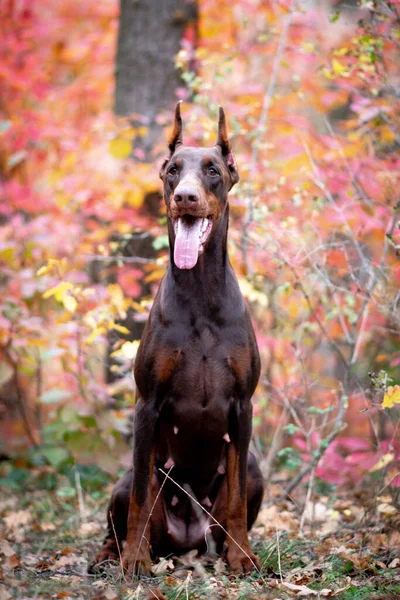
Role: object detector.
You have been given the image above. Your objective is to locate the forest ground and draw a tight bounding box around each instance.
[0,461,399,600]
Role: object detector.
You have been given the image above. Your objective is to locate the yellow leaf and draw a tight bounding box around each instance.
[118,127,136,139]
[87,326,106,344]
[111,323,130,335]
[144,268,166,283]
[108,284,124,304]
[137,126,148,137]
[125,188,143,208]
[382,385,400,409]
[109,138,131,159]
[37,264,50,276]
[107,284,129,318]
[322,67,333,80]
[332,58,347,75]
[131,300,148,313]
[238,279,268,307]
[282,153,310,177]
[37,257,68,277]
[333,47,349,56]
[302,42,315,53]
[42,282,77,313]
[120,340,139,360]
[63,294,77,313]
[369,453,394,473]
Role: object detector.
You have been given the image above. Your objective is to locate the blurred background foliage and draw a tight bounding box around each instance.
[0,0,399,505]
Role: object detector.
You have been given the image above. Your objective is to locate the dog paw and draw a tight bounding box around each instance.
[87,547,120,573]
[227,547,260,575]
[122,546,152,577]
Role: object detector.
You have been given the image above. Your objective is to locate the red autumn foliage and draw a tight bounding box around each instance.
[0,0,399,496]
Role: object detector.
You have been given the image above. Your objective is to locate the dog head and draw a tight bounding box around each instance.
[159,102,239,269]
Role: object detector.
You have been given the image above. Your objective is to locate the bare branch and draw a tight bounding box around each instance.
[281,257,351,374]
[79,254,158,264]
[276,390,348,503]
[351,205,400,364]
[323,115,373,208]
[241,0,296,271]
[300,136,369,271]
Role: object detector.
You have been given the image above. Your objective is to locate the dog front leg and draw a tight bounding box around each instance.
[226,402,260,574]
[122,397,157,577]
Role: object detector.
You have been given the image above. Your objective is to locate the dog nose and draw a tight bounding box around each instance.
[174,187,200,205]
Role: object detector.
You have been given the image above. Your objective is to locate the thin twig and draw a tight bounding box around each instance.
[242,0,296,271]
[313,264,353,344]
[323,115,373,208]
[34,348,43,432]
[185,571,191,600]
[282,257,350,374]
[375,471,400,496]
[134,465,174,571]
[263,406,289,482]
[300,136,369,271]
[276,528,283,583]
[299,464,315,535]
[109,511,126,583]
[74,468,86,523]
[79,254,158,264]
[351,205,400,364]
[276,391,347,502]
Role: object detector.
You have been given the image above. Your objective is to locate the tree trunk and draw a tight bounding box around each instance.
[115,0,198,159]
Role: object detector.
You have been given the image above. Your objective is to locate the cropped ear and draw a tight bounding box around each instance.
[216,106,239,187]
[169,101,183,152]
[160,101,183,180]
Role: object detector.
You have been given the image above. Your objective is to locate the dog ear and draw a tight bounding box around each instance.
[216,106,239,187]
[160,101,183,180]
[169,101,183,153]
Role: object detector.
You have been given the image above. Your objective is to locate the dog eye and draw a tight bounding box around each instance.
[208,166,218,176]
[168,166,178,175]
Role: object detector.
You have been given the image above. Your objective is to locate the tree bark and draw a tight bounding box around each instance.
[115,0,198,158]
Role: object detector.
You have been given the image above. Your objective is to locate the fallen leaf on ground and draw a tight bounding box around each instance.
[77,522,101,537]
[302,501,331,522]
[151,557,174,574]
[4,510,32,532]
[4,554,20,570]
[50,555,82,571]
[377,503,398,517]
[280,581,340,596]
[214,556,227,574]
[389,531,400,547]
[0,540,16,558]
[258,505,298,532]
[35,559,53,571]
[0,539,20,570]
[0,585,11,600]
[41,521,57,531]
[91,585,119,600]
[388,558,400,568]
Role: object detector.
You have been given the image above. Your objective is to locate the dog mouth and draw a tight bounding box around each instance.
[173,215,213,270]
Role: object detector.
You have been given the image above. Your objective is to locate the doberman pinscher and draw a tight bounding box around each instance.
[89,103,264,576]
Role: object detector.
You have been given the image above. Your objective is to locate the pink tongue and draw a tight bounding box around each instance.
[174,218,202,269]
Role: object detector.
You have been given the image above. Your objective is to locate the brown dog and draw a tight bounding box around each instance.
[89,103,264,576]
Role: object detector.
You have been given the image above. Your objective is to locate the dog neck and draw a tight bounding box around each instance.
[167,204,230,290]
